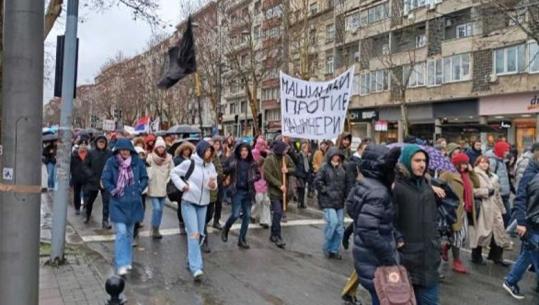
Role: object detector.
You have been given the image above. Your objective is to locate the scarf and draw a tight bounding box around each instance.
[302,152,310,172]
[111,155,134,197]
[461,171,474,213]
[78,150,88,161]
[151,151,169,166]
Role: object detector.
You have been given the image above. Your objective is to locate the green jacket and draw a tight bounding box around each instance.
[210,153,223,203]
[263,153,295,201]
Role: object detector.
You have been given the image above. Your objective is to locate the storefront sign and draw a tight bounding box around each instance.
[375,120,388,132]
[280,68,354,140]
[528,95,539,111]
[349,109,378,122]
[500,121,512,129]
[480,92,539,116]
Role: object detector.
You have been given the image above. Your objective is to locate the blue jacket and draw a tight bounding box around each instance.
[346,145,398,289]
[513,160,539,226]
[101,139,148,224]
[485,150,511,196]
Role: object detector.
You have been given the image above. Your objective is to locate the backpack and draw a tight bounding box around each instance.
[374,265,417,305]
[166,160,195,203]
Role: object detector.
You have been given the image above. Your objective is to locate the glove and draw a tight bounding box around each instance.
[488,188,495,197]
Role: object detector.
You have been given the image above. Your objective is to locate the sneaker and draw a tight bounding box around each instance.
[329,253,343,260]
[452,259,468,274]
[117,266,129,276]
[270,235,286,249]
[193,270,204,282]
[503,281,525,300]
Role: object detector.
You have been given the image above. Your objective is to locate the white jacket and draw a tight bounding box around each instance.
[146,153,174,197]
[171,154,217,206]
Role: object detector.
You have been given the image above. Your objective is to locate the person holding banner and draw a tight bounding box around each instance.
[263,140,295,249]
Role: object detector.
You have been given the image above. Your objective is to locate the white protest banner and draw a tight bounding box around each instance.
[102,119,116,131]
[280,68,354,140]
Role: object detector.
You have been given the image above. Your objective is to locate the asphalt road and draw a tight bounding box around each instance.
[61,195,539,305]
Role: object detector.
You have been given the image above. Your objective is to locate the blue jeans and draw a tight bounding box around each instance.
[366,286,380,305]
[224,190,251,241]
[181,201,207,274]
[506,230,539,285]
[150,196,166,228]
[323,208,344,254]
[46,162,56,189]
[114,223,135,269]
[414,284,439,305]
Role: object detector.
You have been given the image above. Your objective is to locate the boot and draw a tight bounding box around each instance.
[102,220,112,230]
[84,214,90,224]
[471,247,486,265]
[270,235,286,249]
[221,226,229,242]
[212,221,223,230]
[202,238,211,253]
[152,227,163,240]
[452,259,468,274]
[238,239,250,249]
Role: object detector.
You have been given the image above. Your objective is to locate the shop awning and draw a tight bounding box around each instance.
[438,124,498,133]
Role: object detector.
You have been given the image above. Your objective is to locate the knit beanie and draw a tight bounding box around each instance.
[494,141,510,159]
[446,143,461,158]
[451,152,469,167]
[154,137,166,149]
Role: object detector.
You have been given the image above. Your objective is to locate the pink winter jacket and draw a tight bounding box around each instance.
[253,138,269,193]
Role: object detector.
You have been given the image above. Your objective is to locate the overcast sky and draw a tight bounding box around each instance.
[43,0,185,104]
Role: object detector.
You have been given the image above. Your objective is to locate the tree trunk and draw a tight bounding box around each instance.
[44,0,63,39]
[399,89,409,141]
[246,83,260,136]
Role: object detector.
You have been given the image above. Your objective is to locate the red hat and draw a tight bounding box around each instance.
[494,141,510,159]
[451,152,469,166]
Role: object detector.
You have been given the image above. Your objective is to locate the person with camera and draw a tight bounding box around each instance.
[503,143,539,300]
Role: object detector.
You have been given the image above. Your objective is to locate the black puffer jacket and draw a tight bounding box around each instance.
[315,148,347,210]
[223,143,260,199]
[84,136,113,192]
[346,144,398,289]
[393,163,441,288]
[344,155,361,196]
[70,151,92,184]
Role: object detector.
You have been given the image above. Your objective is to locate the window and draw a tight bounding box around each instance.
[364,2,389,25]
[530,41,539,73]
[404,0,443,15]
[326,55,335,74]
[240,54,247,67]
[265,109,281,121]
[326,24,335,42]
[416,34,426,48]
[345,11,361,32]
[427,59,443,86]
[230,103,236,114]
[443,53,471,82]
[404,62,425,87]
[359,69,389,95]
[254,26,261,40]
[456,23,473,39]
[240,101,247,113]
[310,2,319,15]
[254,1,261,14]
[265,5,283,19]
[309,28,317,45]
[494,44,526,75]
[262,88,279,100]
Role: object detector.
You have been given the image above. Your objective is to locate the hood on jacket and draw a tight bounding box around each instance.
[325,147,345,164]
[154,137,166,150]
[494,141,511,159]
[94,135,108,150]
[174,141,196,157]
[337,132,352,149]
[399,144,429,177]
[272,140,289,156]
[359,144,389,180]
[446,143,461,158]
[234,142,254,161]
[196,140,214,159]
[113,138,137,155]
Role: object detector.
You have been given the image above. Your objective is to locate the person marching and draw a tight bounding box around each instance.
[263,140,295,248]
[171,140,217,282]
[146,137,174,239]
[83,135,113,228]
[221,143,260,249]
[101,139,148,276]
[173,141,196,234]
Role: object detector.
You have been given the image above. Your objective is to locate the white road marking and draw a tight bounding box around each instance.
[80,218,352,243]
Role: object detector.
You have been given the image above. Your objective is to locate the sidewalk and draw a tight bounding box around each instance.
[39,192,108,305]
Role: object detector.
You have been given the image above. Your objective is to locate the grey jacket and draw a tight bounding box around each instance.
[515,151,533,189]
[485,150,511,196]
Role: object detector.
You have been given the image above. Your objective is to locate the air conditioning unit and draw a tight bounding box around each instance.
[354,51,360,62]
[408,13,415,20]
[488,74,497,83]
[382,44,390,55]
[445,19,453,27]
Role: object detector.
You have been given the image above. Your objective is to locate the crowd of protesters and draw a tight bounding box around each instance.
[42,129,539,304]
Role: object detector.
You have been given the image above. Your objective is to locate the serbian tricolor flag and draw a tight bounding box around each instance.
[134,116,150,132]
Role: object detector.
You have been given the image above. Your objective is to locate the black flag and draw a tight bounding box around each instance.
[158,16,197,89]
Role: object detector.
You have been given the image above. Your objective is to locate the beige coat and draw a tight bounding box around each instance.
[146,153,174,197]
[469,167,512,249]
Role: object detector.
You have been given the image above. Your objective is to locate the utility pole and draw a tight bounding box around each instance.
[50,0,79,263]
[0,0,44,304]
